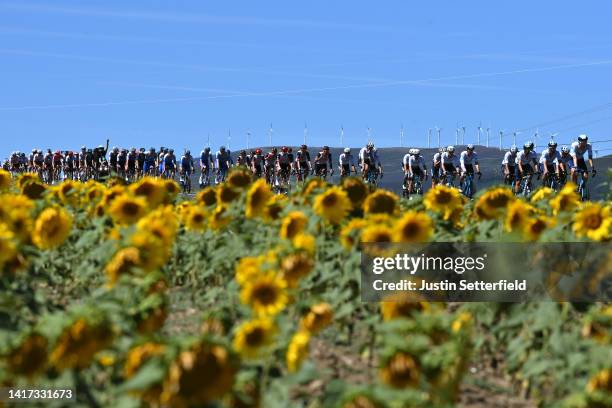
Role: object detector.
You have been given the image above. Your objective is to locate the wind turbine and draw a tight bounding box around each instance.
[367,126,372,142]
[207,133,211,148]
[477,122,483,145]
[303,123,308,145]
[427,128,432,148]
[486,127,491,147]
[461,126,466,145]
[340,125,344,146]
[227,129,231,150]
[534,128,539,149]
[512,130,522,147]
[455,123,460,145]
[400,124,404,147]
[269,123,274,147]
[498,130,504,150]
[435,126,442,148]
[246,129,251,149]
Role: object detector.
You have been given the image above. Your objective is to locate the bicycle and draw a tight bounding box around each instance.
[442,172,457,188]
[576,170,593,202]
[542,172,560,191]
[461,171,480,199]
[180,171,192,194]
[519,172,536,197]
[365,167,380,186]
[276,167,292,195]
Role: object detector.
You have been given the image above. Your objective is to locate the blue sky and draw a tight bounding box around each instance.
[1,1,612,156]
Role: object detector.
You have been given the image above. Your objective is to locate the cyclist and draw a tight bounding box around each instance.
[404,148,427,195]
[459,144,481,194]
[144,148,157,177]
[501,145,518,186]
[558,145,572,186]
[314,146,333,178]
[441,145,459,186]
[117,149,127,178]
[92,140,109,171]
[65,151,77,180]
[569,134,596,184]
[199,147,213,187]
[109,147,119,175]
[164,149,177,179]
[215,146,232,183]
[52,150,64,181]
[158,148,168,177]
[358,142,375,180]
[136,148,146,178]
[126,148,138,181]
[263,150,277,184]
[540,141,561,188]
[180,150,194,189]
[251,148,264,179]
[236,150,250,167]
[431,147,445,188]
[33,149,44,177]
[277,147,293,184]
[295,145,311,182]
[28,149,36,172]
[339,147,357,178]
[515,142,538,194]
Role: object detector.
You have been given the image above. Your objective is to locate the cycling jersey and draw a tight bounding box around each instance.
[359,147,380,166]
[408,155,426,171]
[314,152,332,167]
[117,153,127,166]
[109,152,118,168]
[339,153,355,166]
[251,154,263,167]
[558,154,573,169]
[515,150,538,166]
[570,141,593,160]
[65,155,76,167]
[216,151,231,169]
[277,153,292,165]
[459,151,478,172]
[164,154,176,167]
[34,153,44,165]
[127,152,137,169]
[181,155,193,170]
[53,154,63,166]
[200,151,212,166]
[432,152,442,166]
[441,152,459,168]
[539,150,561,166]
[501,151,517,166]
[296,150,311,163]
[237,155,250,166]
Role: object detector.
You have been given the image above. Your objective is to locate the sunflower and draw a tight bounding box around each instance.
[209,205,231,231]
[129,177,166,208]
[302,178,327,197]
[423,185,463,220]
[451,311,473,333]
[361,225,393,243]
[130,232,168,271]
[0,169,11,190]
[2,193,34,213]
[341,394,385,408]
[232,318,277,360]
[363,190,399,216]
[162,179,181,201]
[184,206,208,231]
[279,211,309,240]
[240,272,288,316]
[380,293,429,321]
[16,172,38,189]
[586,369,612,393]
[50,318,114,371]
[300,303,334,334]
[246,179,273,218]
[136,302,168,334]
[392,211,433,243]
[20,179,46,199]
[0,224,17,265]
[313,186,352,224]
[138,217,177,246]
[281,253,314,287]
[196,187,217,207]
[504,200,535,233]
[341,177,369,208]
[227,169,252,189]
[286,330,310,373]
[379,352,420,388]
[161,342,237,406]
[550,183,580,215]
[217,184,241,205]
[7,332,48,378]
[292,233,316,255]
[235,256,263,286]
[523,216,555,241]
[32,206,73,249]
[123,342,166,378]
[105,247,141,286]
[102,185,127,207]
[340,218,368,250]
[573,203,611,241]
[108,194,148,225]
[474,187,515,220]
[264,194,286,221]
[530,187,555,203]
[84,184,105,206]
[57,179,80,205]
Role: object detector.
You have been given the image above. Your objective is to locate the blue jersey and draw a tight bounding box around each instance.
[216,151,231,169]
[200,151,211,166]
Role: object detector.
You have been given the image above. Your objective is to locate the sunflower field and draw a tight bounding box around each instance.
[0,167,611,408]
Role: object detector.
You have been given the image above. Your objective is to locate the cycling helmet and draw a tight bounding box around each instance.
[281,147,288,153]
[301,144,307,149]
[323,146,329,151]
[547,141,557,148]
[438,147,444,153]
[343,147,350,153]
[413,148,421,155]
[447,145,455,152]
[130,147,136,152]
[289,148,293,153]
[68,151,74,156]
[97,145,104,149]
[169,149,174,153]
[204,147,210,152]
[163,148,168,153]
[140,148,145,152]
[55,150,61,155]
[561,145,570,153]
[255,148,262,154]
[578,134,588,142]
[408,148,415,155]
[149,147,155,152]
[523,142,530,149]
[466,144,474,150]
[367,142,374,148]
[272,147,278,153]
[185,150,191,155]
[240,150,246,155]
[81,146,86,150]
[527,141,535,149]
[31,149,36,153]
[112,147,119,153]
[510,145,518,153]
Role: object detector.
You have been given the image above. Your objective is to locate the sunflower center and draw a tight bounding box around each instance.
[135,183,154,197]
[435,191,452,204]
[583,213,602,230]
[192,213,205,223]
[486,194,510,208]
[121,202,141,216]
[252,284,278,305]
[402,221,420,238]
[245,327,265,346]
[530,220,546,234]
[322,193,338,207]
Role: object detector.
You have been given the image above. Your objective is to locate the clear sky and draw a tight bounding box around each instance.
[1,1,612,156]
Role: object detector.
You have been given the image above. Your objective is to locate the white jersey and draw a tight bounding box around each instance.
[502,151,517,165]
[459,151,478,170]
[441,152,459,167]
[339,153,355,166]
[358,147,380,165]
[539,150,561,165]
[558,153,573,168]
[432,152,442,164]
[570,141,593,160]
[408,155,425,171]
[516,150,538,166]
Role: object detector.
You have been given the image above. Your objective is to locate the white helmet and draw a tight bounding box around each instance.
[408,148,415,155]
[343,147,350,153]
[447,145,455,152]
[413,148,420,155]
[510,145,518,153]
[578,134,588,142]
[561,145,570,153]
